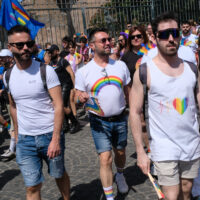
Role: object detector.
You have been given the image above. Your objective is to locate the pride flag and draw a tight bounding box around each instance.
[0,0,45,39]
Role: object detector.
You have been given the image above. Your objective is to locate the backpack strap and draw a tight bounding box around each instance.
[184,60,200,124]
[40,62,48,91]
[5,67,14,92]
[139,63,150,135]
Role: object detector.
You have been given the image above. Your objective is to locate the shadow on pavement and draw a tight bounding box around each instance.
[60,164,147,200]
[69,179,104,200]
[0,169,20,190]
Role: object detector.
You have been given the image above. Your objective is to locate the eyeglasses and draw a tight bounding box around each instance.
[98,37,111,44]
[9,40,35,50]
[101,68,110,83]
[130,34,143,40]
[157,28,180,39]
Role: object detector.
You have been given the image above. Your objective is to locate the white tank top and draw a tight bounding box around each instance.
[147,59,200,161]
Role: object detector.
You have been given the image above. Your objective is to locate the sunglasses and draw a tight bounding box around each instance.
[9,40,35,49]
[98,37,111,43]
[130,34,143,40]
[118,39,124,42]
[157,28,180,39]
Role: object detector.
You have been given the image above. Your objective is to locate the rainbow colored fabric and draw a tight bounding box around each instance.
[137,43,156,56]
[0,0,44,39]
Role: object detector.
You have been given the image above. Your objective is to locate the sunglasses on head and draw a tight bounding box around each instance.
[130,34,143,40]
[157,28,180,39]
[99,37,111,43]
[9,40,35,49]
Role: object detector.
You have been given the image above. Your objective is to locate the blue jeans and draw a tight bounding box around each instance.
[16,132,65,187]
[89,113,128,154]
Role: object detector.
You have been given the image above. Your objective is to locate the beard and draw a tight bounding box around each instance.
[13,50,32,62]
[182,29,190,35]
[157,41,179,57]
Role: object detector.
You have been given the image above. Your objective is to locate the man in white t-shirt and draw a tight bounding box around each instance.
[75,28,131,200]
[130,12,200,200]
[180,20,199,53]
[5,25,70,200]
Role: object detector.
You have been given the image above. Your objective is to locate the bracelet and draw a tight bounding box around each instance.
[77,96,80,104]
[4,121,11,130]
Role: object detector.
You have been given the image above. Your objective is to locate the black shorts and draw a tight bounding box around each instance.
[62,88,71,107]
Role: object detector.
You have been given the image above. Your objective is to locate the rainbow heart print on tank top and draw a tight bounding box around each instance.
[85,76,123,116]
[173,97,188,115]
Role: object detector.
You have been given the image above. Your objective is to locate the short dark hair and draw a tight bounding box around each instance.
[181,20,191,26]
[68,41,76,48]
[80,37,87,44]
[88,28,108,43]
[7,25,31,37]
[62,36,72,43]
[152,12,179,36]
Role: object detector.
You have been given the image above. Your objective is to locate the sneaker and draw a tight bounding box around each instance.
[115,173,129,194]
[1,149,15,159]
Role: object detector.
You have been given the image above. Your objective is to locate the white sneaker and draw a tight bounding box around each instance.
[115,173,129,194]
[1,149,15,158]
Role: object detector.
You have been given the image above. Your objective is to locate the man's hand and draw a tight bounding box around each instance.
[78,92,89,103]
[47,139,61,159]
[137,151,151,175]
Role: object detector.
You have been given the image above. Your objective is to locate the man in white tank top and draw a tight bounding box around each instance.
[129,12,200,200]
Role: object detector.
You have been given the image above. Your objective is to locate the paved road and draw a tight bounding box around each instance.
[0,111,158,200]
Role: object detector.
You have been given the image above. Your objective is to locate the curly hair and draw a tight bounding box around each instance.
[127,25,149,52]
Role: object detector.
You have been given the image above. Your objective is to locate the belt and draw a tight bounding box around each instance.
[89,109,126,122]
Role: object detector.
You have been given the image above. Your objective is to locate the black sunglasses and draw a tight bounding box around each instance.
[9,40,35,49]
[130,34,143,40]
[99,37,111,43]
[157,28,180,39]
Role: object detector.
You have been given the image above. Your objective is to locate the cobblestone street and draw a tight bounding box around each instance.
[0,112,158,200]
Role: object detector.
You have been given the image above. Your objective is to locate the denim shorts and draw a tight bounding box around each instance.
[89,113,128,154]
[16,132,65,187]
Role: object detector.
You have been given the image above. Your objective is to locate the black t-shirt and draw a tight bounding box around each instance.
[50,58,73,89]
[60,50,69,58]
[121,51,142,81]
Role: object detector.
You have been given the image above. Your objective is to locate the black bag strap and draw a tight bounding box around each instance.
[184,60,200,124]
[139,63,150,135]
[5,67,14,92]
[40,62,48,92]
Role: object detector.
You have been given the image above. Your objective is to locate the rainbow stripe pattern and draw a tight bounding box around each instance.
[137,43,156,56]
[85,97,104,116]
[153,179,165,199]
[173,97,188,115]
[4,122,11,130]
[104,188,114,199]
[12,2,30,21]
[91,76,123,97]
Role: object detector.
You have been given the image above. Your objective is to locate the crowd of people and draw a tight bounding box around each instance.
[0,10,200,200]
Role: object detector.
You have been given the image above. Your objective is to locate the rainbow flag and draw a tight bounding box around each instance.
[137,43,156,56]
[0,0,45,39]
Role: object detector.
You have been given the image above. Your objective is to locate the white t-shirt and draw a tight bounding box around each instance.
[180,33,198,53]
[141,46,197,65]
[75,59,131,117]
[3,60,60,136]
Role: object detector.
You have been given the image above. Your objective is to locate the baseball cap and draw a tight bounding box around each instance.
[48,44,59,53]
[0,49,13,57]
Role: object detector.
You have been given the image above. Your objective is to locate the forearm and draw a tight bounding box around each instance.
[129,111,146,154]
[10,105,18,135]
[52,104,64,141]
